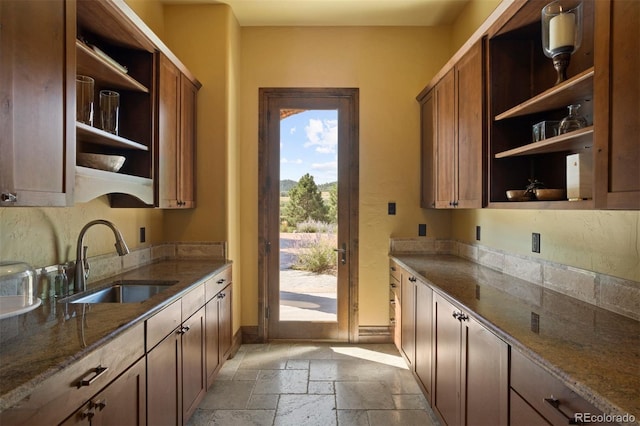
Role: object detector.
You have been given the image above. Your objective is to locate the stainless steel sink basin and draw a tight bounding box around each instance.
[64,280,178,304]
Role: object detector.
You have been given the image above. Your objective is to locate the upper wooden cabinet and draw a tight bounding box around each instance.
[418,0,639,210]
[157,54,199,209]
[418,40,484,209]
[0,0,75,207]
[487,0,638,210]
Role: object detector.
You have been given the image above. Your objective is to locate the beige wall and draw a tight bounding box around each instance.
[451,0,501,52]
[0,197,163,270]
[238,26,453,327]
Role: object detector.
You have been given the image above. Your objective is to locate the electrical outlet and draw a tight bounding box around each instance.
[140,227,146,243]
[388,202,396,215]
[418,224,427,236]
[532,232,541,253]
[475,226,481,241]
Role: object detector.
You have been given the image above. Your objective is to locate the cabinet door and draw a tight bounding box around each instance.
[401,277,416,367]
[182,306,206,422]
[463,316,508,426]
[0,0,74,207]
[218,286,233,361]
[420,91,436,208]
[434,69,456,208]
[147,329,182,426]
[455,41,484,209]
[158,54,181,208]
[62,357,146,426]
[178,75,197,208]
[205,296,221,387]
[594,0,640,209]
[432,293,461,426]
[414,282,432,401]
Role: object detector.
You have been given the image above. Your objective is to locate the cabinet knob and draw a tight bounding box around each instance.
[177,325,191,334]
[217,279,226,284]
[1,192,17,203]
[390,283,397,288]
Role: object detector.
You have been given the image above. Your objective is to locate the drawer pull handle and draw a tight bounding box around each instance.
[77,366,109,388]
[544,397,581,424]
[390,283,397,288]
[390,266,396,272]
[217,279,226,284]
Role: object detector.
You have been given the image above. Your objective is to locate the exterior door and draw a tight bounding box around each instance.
[258,88,359,341]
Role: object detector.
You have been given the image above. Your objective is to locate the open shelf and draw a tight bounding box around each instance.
[74,166,153,204]
[76,122,149,151]
[488,199,594,209]
[495,68,594,121]
[495,126,593,158]
[76,41,149,93]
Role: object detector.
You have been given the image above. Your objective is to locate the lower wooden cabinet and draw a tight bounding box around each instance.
[414,282,433,401]
[182,306,207,422]
[432,292,508,426]
[62,357,146,426]
[147,326,182,426]
[205,283,233,387]
[400,275,416,367]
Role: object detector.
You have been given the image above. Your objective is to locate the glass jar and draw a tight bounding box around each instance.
[559,104,588,134]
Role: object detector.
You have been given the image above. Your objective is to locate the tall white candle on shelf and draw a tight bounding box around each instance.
[549,12,575,52]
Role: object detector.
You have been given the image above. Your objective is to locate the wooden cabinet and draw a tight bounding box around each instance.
[62,357,146,426]
[146,285,206,426]
[432,292,508,426]
[182,306,206,421]
[400,275,417,367]
[0,0,74,207]
[74,0,156,205]
[487,0,639,210]
[593,0,640,209]
[157,54,199,208]
[418,40,484,209]
[414,281,433,402]
[205,278,233,387]
[510,348,606,426]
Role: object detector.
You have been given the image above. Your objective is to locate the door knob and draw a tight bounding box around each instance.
[333,243,347,265]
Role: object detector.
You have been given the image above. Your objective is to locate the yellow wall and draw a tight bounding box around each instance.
[125,0,165,39]
[0,197,163,270]
[238,26,453,327]
[451,0,501,52]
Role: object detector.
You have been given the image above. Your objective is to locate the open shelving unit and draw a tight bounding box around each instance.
[74,1,156,205]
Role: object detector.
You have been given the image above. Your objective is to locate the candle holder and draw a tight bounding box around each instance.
[541,1,583,84]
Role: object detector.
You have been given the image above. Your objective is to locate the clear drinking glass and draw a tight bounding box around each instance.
[76,76,94,125]
[100,90,120,135]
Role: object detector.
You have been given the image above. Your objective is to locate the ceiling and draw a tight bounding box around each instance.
[162,0,471,27]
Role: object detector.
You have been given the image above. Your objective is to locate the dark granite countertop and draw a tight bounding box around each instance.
[390,254,640,425]
[0,259,230,411]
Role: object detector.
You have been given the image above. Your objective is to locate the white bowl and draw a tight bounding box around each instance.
[77,153,125,172]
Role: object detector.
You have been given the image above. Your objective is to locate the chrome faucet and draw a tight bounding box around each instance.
[74,220,130,293]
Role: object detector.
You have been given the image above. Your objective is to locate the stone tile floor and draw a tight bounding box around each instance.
[187,343,440,426]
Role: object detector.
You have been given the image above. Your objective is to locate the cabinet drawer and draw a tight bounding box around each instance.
[205,267,232,301]
[389,261,402,283]
[0,323,144,426]
[510,389,551,426]
[146,299,181,351]
[182,282,206,320]
[511,349,606,426]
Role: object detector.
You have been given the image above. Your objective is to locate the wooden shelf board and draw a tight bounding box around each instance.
[495,68,594,121]
[76,122,149,151]
[488,199,594,210]
[77,41,149,93]
[75,166,153,204]
[495,126,593,158]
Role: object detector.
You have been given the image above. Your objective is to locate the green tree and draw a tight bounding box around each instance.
[327,184,338,224]
[283,174,329,226]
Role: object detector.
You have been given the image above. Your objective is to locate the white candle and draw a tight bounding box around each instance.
[549,12,576,52]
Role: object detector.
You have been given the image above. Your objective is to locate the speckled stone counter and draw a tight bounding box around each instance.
[0,259,230,411]
[391,254,640,425]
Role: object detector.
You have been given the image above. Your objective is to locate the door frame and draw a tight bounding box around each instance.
[257,87,359,342]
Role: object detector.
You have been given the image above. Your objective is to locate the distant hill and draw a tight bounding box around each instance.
[280,179,337,194]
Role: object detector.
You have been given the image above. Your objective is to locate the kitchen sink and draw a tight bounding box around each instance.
[63,280,178,304]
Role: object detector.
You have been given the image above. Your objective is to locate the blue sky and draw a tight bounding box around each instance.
[280,109,338,185]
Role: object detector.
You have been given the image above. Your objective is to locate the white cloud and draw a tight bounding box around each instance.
[304,118,337,154]
[281,157,303,164]
[311,161,337,171]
